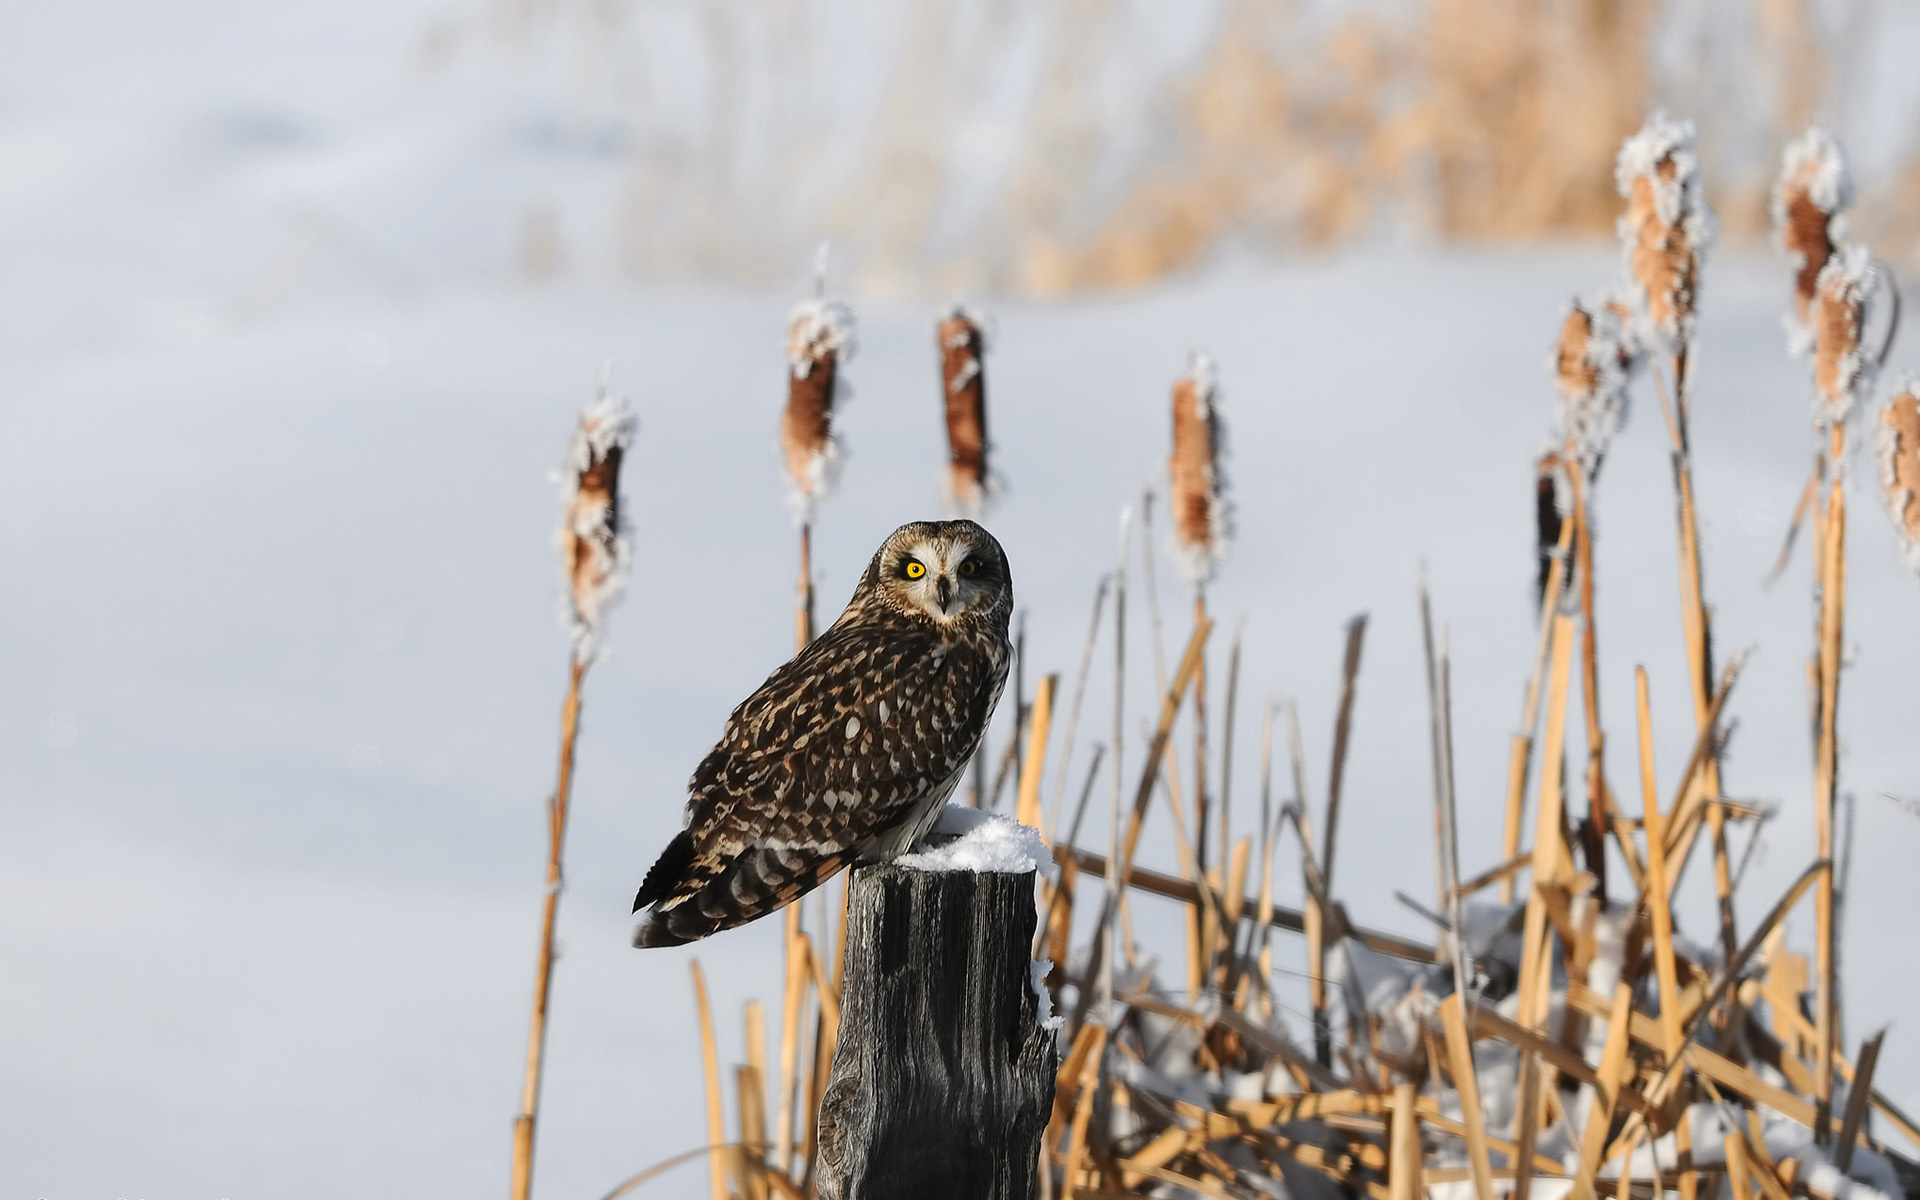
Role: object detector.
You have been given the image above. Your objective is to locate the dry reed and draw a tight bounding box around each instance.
[936,305,991,516]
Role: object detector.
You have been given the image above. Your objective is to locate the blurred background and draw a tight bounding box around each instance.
[5,1,1920,1197]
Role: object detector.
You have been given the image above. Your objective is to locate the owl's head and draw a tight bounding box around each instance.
[856,520,1012,632]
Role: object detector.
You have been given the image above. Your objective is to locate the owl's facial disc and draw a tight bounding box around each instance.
[894,536,998,625]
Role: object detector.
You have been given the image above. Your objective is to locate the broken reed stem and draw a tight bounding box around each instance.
[1636,668,1686,1070]
[1283,703,1329,1065]
[1017,675,1060,830]
[1420,572,1448,917]
[1219,619,1243,906]
[1566,457,1610,900]
[1513,613,1576,1200]
[1814,424,1847,1135]
[740,1001,769,1200]
[775,907,805,1176]
[1045,576,1111,843]
[691,961,729,1200]
[511,657,587,1200]
[1504,511,1576,903]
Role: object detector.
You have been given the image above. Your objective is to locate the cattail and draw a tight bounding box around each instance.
[1772,128,1855,356]
[1810,245,1879,429]
[1552,298,1632,479]
[1615,114,1716,352]
[558,376,637,664]
[937,305,992,516]
[1878,377,1920,570]
[1533,452,1567,605]
[781,298,857,521]
[1168,352,1231,585]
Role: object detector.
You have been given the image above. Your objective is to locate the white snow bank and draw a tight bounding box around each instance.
[895,805,1050,875]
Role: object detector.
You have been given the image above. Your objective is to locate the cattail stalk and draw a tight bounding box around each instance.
[514,384,636,1200]
[1806,247,1876,1137]
[937,306,992,515]
[1168,354,1229,976]
[1618,115,1735,962]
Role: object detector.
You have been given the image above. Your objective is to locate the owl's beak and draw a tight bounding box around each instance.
[936,575,953,611]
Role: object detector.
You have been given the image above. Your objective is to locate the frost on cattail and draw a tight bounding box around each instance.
[781,298,857,522]
[557,379,637,664]
[1551,298,1632,479]
[1877,377,1920,571]
[1810,245,1879,429]
[1615,114,1717,349]
[1167,352,1231,585]
[1772,127,1855,356]
[937,305,992,516]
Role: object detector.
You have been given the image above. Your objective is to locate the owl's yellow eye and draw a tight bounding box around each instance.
[958,559,979,577]
[904,560,926,579]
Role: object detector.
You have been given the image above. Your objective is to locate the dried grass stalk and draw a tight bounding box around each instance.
[558,380,637,664]
[936,305,992,516]
[1168,352,1230,585]
[1615,114,1716,353]
[1878,377,1920,571]
[1810,245,1878,429]
[781,299,856,521]
[1772,128,1854,356]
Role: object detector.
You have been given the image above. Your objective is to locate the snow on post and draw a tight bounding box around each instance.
[1615,114,1717,356]
[816,807,1055,1199]
[1773,127,1855,356]
[1810,245,1882,430]
[557,375,637,665]
[1551,297,1633,480]
[937,304,992,517]
[1878,378,1920,572]
[781,296,857,522]
[1167,352,1231,586]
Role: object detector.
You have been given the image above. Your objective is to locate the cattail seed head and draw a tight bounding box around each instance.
[781,298,857,522]
[1772,128,1854,357]
[937,305,992,516]
[1616,114,1716,350]
[1552,298,1632,479]
[1877,377,1920,571]
[1810,244,1878,429]
[558,377,637,664]
[1168,352,1231,586]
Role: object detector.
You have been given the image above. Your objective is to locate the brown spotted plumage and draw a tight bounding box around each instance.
[632,520,1014,947]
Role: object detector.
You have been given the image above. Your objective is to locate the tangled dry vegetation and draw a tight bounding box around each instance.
[513,110,1920,1200]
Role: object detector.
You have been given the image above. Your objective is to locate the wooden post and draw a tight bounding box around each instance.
[816,859,1056,1199]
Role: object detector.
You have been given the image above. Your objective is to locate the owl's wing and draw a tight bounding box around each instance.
[632,618,1005,947]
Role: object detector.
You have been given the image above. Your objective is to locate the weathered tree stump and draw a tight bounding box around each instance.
[816,856,1056,1200]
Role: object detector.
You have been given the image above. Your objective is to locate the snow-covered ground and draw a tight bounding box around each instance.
[4,5,1919,1198]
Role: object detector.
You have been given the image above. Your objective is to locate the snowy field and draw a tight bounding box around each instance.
[4,4,1920,1198]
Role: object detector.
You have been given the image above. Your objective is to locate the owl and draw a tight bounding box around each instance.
[632,520,1014,948]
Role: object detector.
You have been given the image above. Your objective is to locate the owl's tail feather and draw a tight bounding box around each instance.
[631,838,849,948]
